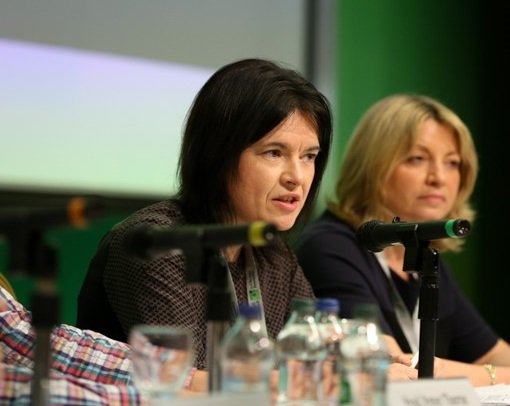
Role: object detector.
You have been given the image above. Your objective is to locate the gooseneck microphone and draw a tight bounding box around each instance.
[356,218,471,252]
[126,221,277,259]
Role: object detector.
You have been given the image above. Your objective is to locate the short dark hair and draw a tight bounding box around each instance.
[177,58,332,225]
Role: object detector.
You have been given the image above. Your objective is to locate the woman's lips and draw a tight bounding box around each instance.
[419,194,446,204]
[272,198,299,212]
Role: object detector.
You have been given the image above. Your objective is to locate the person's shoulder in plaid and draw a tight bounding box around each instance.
[0,287,143,405]
[0,364,143,405]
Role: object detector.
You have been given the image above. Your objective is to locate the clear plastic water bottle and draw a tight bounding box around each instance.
[315,298,344,405]
[221,303,274,394]
[276,298,326,404]
[340,304,390,406]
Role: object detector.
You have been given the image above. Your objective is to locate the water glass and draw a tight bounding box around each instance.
[129,325,194,401]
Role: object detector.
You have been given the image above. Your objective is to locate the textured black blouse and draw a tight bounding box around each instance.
[77,200,314,369]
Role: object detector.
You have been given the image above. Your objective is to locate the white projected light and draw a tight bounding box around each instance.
[0,39,212,196]
[0,0,306,197]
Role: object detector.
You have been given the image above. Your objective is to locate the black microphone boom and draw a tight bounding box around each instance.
[0,197,103,232]
[126,221,277,259]
[356,218,471,252]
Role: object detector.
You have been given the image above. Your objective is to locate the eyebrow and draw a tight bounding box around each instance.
[261,141,321,152]
[413,144,460,156]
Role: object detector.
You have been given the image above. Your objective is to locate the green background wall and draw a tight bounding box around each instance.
[1,1,508,340]
[0,214,126,323]
[330,1,508,340]
[333,0,483,298]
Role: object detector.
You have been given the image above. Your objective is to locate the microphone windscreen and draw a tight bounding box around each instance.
[446,219,471,237]
[248,221,277,246]
[356,220,385,252]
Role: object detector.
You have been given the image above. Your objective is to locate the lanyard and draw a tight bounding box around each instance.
[375,252,420,353]
[225,246,268,338]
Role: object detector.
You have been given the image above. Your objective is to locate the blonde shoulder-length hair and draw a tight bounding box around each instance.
[329,94,478,252]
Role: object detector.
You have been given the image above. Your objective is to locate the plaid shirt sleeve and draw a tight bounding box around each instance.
[0,287,144,404]
[0,363,143,405]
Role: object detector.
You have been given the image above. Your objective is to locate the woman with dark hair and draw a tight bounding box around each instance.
[77,59,332,383]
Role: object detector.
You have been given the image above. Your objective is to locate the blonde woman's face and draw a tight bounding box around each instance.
[382,119,461,222]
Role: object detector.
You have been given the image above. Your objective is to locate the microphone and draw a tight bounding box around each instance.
[0,197,103,232]
[356,218,471,252]
[125,221,277,259]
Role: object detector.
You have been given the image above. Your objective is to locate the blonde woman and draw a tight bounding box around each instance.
[297,94,510,385]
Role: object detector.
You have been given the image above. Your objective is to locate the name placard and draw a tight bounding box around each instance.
[168,392,270,406]
[387,378,480,406]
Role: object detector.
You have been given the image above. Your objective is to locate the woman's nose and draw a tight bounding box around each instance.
[281,159,304,188]
[426,161,446,185]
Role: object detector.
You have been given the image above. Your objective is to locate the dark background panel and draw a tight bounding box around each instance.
[336,0,508,340]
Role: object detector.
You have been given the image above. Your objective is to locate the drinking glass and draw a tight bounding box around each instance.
[129,325,194,401]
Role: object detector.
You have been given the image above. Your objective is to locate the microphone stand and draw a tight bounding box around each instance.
[204,250,231,392]
[416,247,439,378]
[399,230,439,379]
[7,229,59,406]
[183,246,232,393]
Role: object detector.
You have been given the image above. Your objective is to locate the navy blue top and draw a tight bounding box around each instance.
[390,271,420,316]
[296,210,498,362]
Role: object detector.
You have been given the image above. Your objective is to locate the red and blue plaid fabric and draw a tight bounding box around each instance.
[0,287,144,405]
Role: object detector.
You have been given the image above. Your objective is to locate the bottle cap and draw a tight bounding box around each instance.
[238,303,261,319]
[315,298,340,313]
[290,297,315,312]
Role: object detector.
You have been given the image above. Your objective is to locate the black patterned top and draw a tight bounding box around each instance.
[77,200,314,369]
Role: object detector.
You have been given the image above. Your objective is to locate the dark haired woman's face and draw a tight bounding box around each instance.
[228,112,320,230]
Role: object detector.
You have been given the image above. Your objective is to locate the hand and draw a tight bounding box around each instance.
[178,369,208,398]
[269,370,279,403]
[434,357,448,378]
[321,359,340,400]
[188,369,209,393]
[391,353,413,367]
[387,362,418,381]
